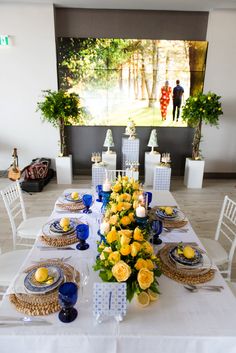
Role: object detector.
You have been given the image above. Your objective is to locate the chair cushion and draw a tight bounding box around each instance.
[17,217,48,239]
[0,249,29,286]
[200,237,228,265]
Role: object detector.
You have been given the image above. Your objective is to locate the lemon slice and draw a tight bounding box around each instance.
[147,289,159,301]
[136,291,150,307]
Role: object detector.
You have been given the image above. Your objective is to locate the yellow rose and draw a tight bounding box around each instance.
[120,244,131,256]
[112,260,131,282]
[133,227,144,241]
[120,216,131,226]
[106,227,118,243]
[100,252,105,260]
[132,190,141,200]
[120,234,131,246]
[108,251,121,264]
[118,229,133,238]
[123,193,131,202]
[131,241,141,257]
[110,203,117,213]
[137,268,154,290]
[135,258,147,270]
[109,214,118,225]
[117,202,124,212]
[133,182,140,190]
[122,176,129,181]
[103,246,112,253]
[133,200,139,209]
[123,202,132,210]
[110,192,118,200]
[146,259,154,270]
[128,212,135,223]
[112,183,122,192]
[142,241,154,255]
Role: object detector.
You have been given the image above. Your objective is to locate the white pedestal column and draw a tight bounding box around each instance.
[55,155,73,184]
[121,137,139,169]
[153,166,171,191]
[184,158,205,189]
[144,152,161,186]
[102,152,117,170]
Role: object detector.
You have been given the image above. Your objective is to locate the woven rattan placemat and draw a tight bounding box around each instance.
[9,260,80,316]
[148,206,188,229]
[40,234,78,247]
[56,202,86,212]
[158,244,215,284]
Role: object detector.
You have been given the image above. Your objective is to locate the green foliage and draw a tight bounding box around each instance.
[36,89,86,156]
[182,91,223,159]
[182,91,223,128]
[37,89,83,127]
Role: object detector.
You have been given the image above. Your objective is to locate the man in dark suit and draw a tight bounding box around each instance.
[172,80,184,122]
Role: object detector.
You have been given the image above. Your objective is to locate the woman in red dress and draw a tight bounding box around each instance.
[159,81,172,120]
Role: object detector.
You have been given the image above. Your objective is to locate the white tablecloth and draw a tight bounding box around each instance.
[0,190,236,353]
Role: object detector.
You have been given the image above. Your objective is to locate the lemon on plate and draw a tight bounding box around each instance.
[35,267,49,283]
[71,192,79,200]
[60,217,70,228]
[183,246,195,259]
[136,291,150,307]
[147,289,159,302]
[165,207,173,216]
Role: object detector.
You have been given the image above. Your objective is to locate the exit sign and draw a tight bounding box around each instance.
[0,35,9,46]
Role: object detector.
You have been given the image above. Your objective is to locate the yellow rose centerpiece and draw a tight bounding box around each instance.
[94,176,161,302]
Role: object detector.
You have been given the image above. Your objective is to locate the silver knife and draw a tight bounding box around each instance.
[0,316,52,325]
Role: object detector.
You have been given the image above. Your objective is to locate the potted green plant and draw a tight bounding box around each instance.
[181,91,223,188]
[37,89,83,184]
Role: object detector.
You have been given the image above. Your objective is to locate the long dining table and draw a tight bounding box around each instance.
[0,189,236,353]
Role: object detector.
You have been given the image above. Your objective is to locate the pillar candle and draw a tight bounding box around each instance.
[136,205,146,218]
[103,179,111,192]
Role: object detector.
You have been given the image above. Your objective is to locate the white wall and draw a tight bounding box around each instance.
[0,6,235,174]
[0,3,58,171]
[203,9,236,173]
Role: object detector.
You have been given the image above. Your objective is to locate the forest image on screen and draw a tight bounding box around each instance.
[58,38,208,126]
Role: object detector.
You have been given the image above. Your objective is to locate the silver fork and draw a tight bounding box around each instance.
[163,227,189,233]
[32,256,71,264]
[184,284,224,292]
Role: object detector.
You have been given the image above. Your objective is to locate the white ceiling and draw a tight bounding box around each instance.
[1,0,236,11]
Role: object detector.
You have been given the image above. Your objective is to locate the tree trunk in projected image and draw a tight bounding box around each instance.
[141,40,159,108]
[188,41,207,96]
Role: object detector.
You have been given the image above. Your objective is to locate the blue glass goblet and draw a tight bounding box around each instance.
[82,194,93,214]
[76,223,89,250]
[96,185,103,202]
[145,191,153,210]
[150,220,163,245]
[58,282,78,323]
